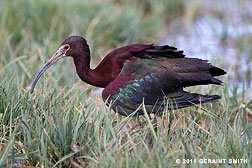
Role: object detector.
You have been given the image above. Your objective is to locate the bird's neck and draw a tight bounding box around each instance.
[73,52,109,88]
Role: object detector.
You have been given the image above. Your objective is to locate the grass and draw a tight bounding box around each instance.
[0,0,251,167]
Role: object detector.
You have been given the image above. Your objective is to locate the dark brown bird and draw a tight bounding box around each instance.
[31,36,226,116]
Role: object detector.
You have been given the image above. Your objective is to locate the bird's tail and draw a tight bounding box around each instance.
[165,91,221,110]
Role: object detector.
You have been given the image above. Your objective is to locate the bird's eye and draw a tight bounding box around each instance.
[64,45,69,50]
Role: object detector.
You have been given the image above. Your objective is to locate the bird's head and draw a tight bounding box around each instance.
[30,36,89,93]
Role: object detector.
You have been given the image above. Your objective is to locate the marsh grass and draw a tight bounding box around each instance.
[0,0,251,167]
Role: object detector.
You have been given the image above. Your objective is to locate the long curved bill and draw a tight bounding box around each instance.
[30,48,65,93]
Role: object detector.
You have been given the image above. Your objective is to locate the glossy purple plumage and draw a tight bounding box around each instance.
[32,36,226,116]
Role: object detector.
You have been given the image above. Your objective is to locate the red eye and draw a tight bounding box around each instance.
[64,45,69,50]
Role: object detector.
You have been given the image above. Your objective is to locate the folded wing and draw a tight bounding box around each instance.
[102,45,226,116]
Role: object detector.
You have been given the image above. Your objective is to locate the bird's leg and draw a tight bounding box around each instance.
[155,114,172,136]
[148,114,152,120]
[167,116,172,135]
[126,118,139,132]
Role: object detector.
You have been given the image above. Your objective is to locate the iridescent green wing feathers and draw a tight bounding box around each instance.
[102,58,167,116]
[102,45,226,116]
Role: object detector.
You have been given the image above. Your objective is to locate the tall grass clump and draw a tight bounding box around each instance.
[1,72,251,167]
[0,0,251,167]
